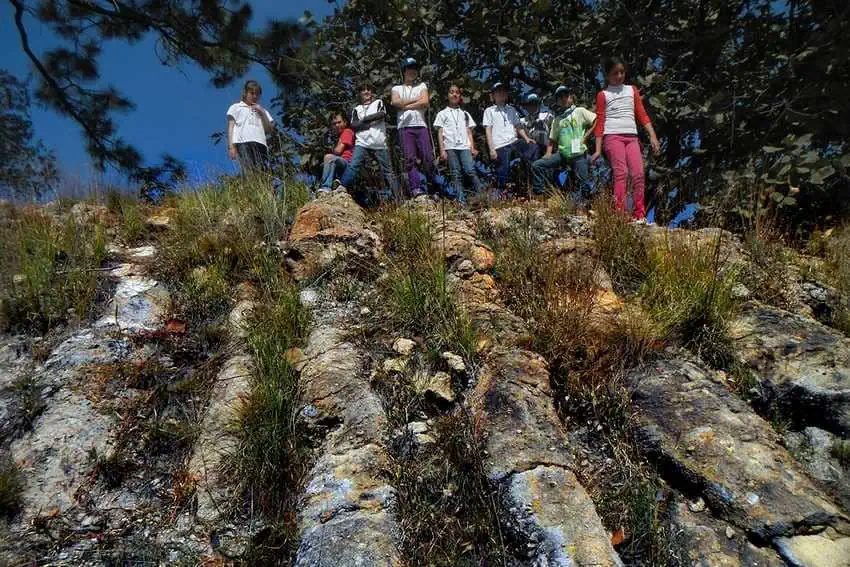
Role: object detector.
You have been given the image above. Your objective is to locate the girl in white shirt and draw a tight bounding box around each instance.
[433,84,482,204]
[391,58,436,197]
[226,80,275,175]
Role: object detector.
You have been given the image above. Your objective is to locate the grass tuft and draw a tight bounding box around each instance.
[379,209,476,359]
[592,197,652,295]
[233,282,310,562]
[0,207,107,333]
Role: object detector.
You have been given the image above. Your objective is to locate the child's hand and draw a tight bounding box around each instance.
[228,145,237,160]
[650,137,661,155]
[440,149,448,162]
[526,138,536,145]
[590,151,601,163]
[471,147,479,158]
[489,149,497,160]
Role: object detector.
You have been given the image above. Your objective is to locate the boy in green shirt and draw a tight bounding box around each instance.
[531,86,596,198]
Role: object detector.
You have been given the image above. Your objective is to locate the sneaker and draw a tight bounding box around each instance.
[317,186,332,194]
[409,188,426,199]
[334,184,348,194]
[332,179,341,191]
[632,218,648,225]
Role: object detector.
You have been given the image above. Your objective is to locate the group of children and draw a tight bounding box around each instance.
[226,57,661,220]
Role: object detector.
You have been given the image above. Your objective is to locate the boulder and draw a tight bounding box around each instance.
[732,301,850,436]
[285,192,382,282]
[627,357,844,541]
[775,530,850,567]
[539,236,613,291]
[786,427,850,512]
[431,219,496,272]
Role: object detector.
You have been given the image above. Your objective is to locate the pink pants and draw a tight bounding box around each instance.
[603,134,645,219]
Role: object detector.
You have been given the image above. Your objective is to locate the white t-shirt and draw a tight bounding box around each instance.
[433,107,476,151]
[601,85,638,135]
[226,101,274,146]
[351,99,387,150]
[482,104,521,150]
[392,82,428,128]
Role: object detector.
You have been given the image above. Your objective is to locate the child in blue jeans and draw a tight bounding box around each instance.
[482,82,535,191]
[433,83,482,204]
[338,83,399,203]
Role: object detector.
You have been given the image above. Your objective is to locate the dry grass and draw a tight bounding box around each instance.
[0,207,107,333]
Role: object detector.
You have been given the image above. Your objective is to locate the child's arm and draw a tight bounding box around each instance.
[634,89,661,154]
[404,87,430,110]
[437,127,447,161]
[227,116,237,160]
[467,127,478,157]
[485,126,497,160]
[253,105,274,134]
[391,87,404,109]
[591,91,606,162]
[516,124,534,144]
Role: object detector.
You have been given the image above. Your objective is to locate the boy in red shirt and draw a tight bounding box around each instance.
[319,112,355,193]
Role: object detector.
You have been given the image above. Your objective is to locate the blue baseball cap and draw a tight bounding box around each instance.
[401,57,419,70]
[490,81,507,92]
[522,93,541,104]
[554,85,571,98]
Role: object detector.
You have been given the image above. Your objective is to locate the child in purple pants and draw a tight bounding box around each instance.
[391,57,437,197]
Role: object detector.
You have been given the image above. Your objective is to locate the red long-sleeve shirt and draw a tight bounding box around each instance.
[594,85,651,138]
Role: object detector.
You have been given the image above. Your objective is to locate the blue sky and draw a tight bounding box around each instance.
[0,0,337,186]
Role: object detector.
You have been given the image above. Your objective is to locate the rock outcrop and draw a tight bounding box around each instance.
[627,356,848,549]
[732,301,850,436]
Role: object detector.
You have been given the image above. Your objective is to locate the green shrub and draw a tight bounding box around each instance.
[0,208,107,333]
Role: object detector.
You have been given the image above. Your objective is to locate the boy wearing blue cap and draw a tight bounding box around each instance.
[531,86,596,198]
[482,82,535,191]
[520,93,554,162]
[391,57,436,197]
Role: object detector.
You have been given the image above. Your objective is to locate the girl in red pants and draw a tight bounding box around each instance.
[591,57,661,222]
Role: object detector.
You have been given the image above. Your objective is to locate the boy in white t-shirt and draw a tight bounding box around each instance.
[433,83,482,204]
[391,57,436,197]
[482,82,535,190]
[338,83,399,204]
[226,80,275,174]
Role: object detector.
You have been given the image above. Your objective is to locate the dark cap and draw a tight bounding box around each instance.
[490,81,507,92]
[522,93,541,104]
[554,85,571,98]
[401,57,419,70]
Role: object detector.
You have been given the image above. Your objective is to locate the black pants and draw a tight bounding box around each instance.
[235,142,269,174]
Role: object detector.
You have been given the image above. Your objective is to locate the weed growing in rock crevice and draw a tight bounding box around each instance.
[0,456,23,519]
[232,283,311,563]
[378,208,476,360]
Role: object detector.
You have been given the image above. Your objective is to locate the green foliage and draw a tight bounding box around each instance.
[0,70,58,199]
[107,190,146,245]
[0,207,107,333]
[379,209,476,359]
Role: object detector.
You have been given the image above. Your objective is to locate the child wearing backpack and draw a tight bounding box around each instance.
[391,57,437,198]
[531,86,596,198]
[591,57,661,221]
[433,83,482,204]
[483,82,536,191]
[338,82,399,204]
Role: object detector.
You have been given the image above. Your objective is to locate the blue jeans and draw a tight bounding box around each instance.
[445,149,482,202]
[340,146,398,201]
[531,153,592,198]
[320,155,347,189]
[494,140,535,189]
